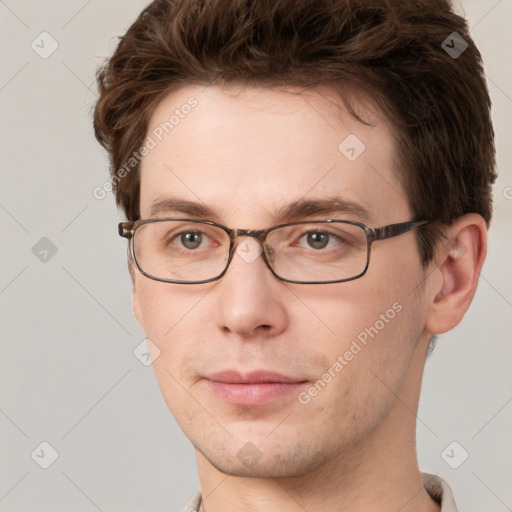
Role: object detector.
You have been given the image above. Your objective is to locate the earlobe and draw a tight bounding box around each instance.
[425,214,487,335]
[131,269,144,327]
[127,256,144,327]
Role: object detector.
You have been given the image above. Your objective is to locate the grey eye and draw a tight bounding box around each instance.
[305,232,330,249]
[180,232,203,249]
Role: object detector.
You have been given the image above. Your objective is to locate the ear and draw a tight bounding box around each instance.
[130,262,144,327]
[424,213,487,335]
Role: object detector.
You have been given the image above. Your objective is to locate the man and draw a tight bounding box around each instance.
[93,0,496,510]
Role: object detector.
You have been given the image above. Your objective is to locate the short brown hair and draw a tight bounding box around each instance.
[93,0,496,265]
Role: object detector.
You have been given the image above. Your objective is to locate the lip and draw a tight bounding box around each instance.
[204,370,308,406]
[206,370,304,384]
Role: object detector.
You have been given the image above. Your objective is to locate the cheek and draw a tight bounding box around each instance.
[299,272,425,412]
[135,280,205,420]
[135,277,199,338]
[134,279,204,385]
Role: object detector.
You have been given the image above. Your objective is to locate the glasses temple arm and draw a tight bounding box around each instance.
[373,220,431,241]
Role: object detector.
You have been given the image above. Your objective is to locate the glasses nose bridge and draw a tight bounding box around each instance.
[231,228,275,264]
[233,227,269,246]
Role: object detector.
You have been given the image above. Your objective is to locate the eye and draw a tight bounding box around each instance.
[176,231,205,250]
[306,232,328,249]
[299,231,340,250]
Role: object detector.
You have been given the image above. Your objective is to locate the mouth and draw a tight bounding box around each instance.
[203,370,309,406]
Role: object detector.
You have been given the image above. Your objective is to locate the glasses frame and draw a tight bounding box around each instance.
[118,218,431,285]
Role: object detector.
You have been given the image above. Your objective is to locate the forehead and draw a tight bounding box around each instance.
[138,84,409,225]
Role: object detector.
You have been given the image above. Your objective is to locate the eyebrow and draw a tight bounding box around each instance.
[148,196,374,224]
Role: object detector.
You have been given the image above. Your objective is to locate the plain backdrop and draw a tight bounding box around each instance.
[1,1,511,511]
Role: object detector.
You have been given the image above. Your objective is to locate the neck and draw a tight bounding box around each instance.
[195,338,440,512]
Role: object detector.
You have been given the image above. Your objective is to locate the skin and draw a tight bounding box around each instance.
[131,83,487,512]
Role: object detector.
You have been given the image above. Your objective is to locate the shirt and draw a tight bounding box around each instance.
[179,472,458,511]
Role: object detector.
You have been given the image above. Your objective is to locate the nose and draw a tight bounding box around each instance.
[214,236,288,339]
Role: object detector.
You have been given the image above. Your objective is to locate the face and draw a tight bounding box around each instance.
[132,84,431,477]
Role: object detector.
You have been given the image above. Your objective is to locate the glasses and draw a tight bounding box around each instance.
[118,218,430,285]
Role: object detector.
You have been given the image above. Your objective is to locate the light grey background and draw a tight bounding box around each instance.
[0,1,511,511]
